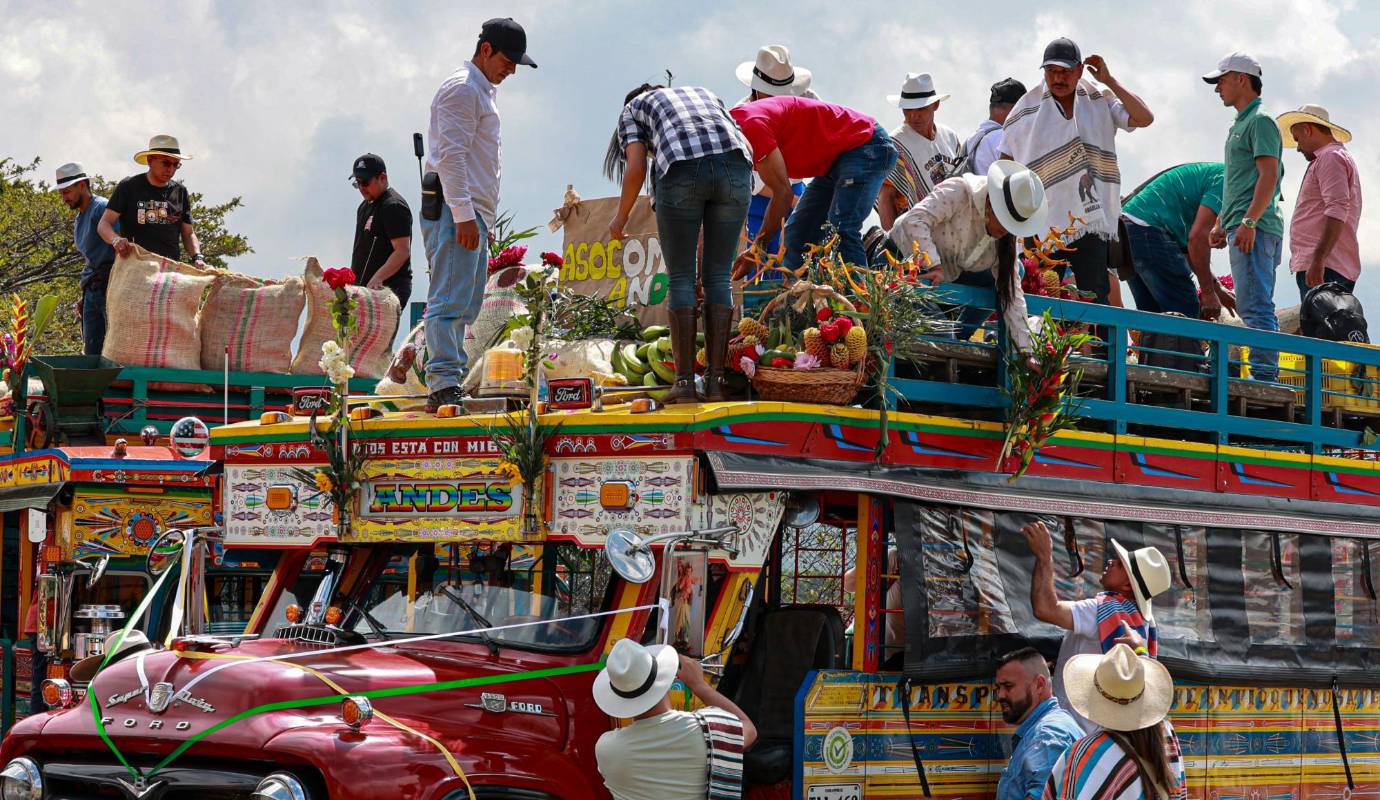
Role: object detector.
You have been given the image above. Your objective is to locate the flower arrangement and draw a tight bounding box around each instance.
[998,310,1095,481]
[1019,216,1094,301]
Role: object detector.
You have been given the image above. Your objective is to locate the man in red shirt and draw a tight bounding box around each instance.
[1276,104,1362,301]
[730,96,896,275]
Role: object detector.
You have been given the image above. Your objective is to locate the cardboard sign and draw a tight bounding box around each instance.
[558,196,669,326]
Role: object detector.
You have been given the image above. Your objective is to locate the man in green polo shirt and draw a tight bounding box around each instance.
[1203,52,1284,382]
[1122,162,1235,319]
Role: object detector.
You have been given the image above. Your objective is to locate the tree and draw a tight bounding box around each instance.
[0,157,252,353]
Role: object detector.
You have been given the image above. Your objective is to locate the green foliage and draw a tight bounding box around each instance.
[0,156,251,353]
[488,210,539,259]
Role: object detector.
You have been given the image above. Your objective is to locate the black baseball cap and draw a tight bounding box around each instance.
[990,78,1027,106]
[351,153,386,182]
[480,17,537,68]
[1041,37,1082,69]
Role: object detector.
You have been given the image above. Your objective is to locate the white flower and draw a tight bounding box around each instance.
[319,341,355,385]
[510,326,535,351]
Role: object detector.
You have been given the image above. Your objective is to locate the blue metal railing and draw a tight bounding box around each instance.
[893,282,1380,454]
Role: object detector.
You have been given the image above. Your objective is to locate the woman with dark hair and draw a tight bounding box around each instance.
[889,160,1049,351]
[604,84,753,403]
[1044,644,1187,800]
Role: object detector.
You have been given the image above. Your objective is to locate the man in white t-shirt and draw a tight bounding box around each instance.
[595,638,758,800]
[963,78,1026,178]
[878,72,961,232]
[1019,521,1172,731]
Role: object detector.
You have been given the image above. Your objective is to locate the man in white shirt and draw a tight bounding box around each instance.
[595,638,757,800]
[421,17,536,412]
[964,78,1026,178]
[878,72,961,232]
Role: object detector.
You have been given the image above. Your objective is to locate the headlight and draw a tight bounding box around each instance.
[40,678,74,709]
[0,757,42,800]
[252,772,309,800]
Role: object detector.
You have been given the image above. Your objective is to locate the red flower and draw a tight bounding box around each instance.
[834,316,853,336]
[323,267,356,290]
[771,357,792,368]
[820,321,841,343]
[488,245,528,273]
[816,307,832,322]
[541,251,564,268]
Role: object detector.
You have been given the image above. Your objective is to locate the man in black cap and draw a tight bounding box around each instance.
[421,17,536,412]
[349,153,412,308]
[964,78,1026,177]
[1001,38,1153,308]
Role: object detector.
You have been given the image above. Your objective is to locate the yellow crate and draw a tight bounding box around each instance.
[1254,347,1380,411]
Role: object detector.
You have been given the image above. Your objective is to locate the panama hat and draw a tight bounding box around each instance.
[134,134,192,165]
[593,638,680,719]
[888,73,950,110]
[1277,104,1352,148]
[70,629,153,683]
[1063,643,1173,732]
[986,160,1049,238]
[1109,539,1172,621]
[736,45,813,97]
[53,162,90,191]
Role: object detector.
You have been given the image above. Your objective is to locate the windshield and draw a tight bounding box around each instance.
[263,553,330,631]
[349,542,615,652]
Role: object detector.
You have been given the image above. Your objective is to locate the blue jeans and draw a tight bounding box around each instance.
[783,125,897,270]
[81,279,109,356]
[654,152,752,309]
[1296,268,1355,302]
[746,182,805,257]
[1228,227,1282,382]
[421,205,489,391]
[1124,223,1201,317]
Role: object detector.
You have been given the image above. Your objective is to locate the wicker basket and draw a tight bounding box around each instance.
[747,284,866,405]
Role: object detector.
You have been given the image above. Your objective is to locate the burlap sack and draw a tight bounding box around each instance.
[463,265,530,367]
[199,275,304,372]
[558,195,670,327]
[102,246,217,370]
[291,258,400,378]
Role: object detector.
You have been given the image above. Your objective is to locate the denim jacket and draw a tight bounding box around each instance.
[996,698,1085,800]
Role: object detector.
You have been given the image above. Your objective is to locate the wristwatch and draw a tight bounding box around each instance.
[1241,217,1258,230]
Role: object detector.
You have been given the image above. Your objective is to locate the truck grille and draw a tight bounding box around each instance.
[42,760,265,799]
[273,623,354,647]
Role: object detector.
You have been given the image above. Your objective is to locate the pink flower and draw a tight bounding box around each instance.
[794,352,822,369]
[1216,274,1235,291]
[739,357,756,378]
[488,245,528,273]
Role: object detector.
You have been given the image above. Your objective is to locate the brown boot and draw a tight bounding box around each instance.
[661,307,701,404]
[704,304,734,402]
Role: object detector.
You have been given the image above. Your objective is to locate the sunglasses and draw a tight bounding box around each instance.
[351,175,375,189]
[149,158,182,171]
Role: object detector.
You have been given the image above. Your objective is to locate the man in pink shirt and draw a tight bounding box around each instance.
[729,96,897,275]
[1277,104,1362,301]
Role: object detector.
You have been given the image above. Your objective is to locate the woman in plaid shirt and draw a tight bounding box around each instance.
[604,84,753,403]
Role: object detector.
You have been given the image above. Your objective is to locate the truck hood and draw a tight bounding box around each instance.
[29,637,574,757]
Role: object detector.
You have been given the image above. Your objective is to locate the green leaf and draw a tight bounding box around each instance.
[28,294,58,343]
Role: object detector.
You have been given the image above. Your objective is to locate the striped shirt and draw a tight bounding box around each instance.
[1054,594,1158,732]
[1043,723,1187,800]
[618,87,751,180]
[696,707,746,800]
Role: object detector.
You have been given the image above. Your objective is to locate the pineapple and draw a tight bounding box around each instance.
[830,342,850,369]
[803,328,828,360]
[845,326,867,364]
[742,334,760,348]
[738,317,769,340]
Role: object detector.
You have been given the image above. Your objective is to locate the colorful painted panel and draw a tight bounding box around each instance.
[1206,686,1304,800]
[705,491,784,571]
[1300,686,1380,800]
[1216,448,1312,500]
[1311,455,1380,506]
[548,456,697,540]
[1114,437,1218,491]
[66,488,213,559]
[0,454,68,489]
[223,464,334,547]
[351,457,522,541]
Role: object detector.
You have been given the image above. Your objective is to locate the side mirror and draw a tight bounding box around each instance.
[783,492,821,529]
[605,528,655,585]
[84,555,110,589]
[147,528,187,576]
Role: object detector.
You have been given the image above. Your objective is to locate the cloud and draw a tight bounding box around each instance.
[5,0,1380,318]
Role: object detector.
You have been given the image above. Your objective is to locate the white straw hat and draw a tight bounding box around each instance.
[887,72,949,110]
[134,134,192,165]
[986,160,1049,238]
[53,162,90,191]
[1063,643,1173,732]
[1276,104,1352,148]
[70,629,153,683]
[1109,539,1172,621]
[736,45,813,97]
[593,638,680,718]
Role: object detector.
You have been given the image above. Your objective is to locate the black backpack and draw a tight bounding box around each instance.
[1301,282,1370,344]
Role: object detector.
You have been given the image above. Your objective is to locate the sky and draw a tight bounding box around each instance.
[6,0,1380,319]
